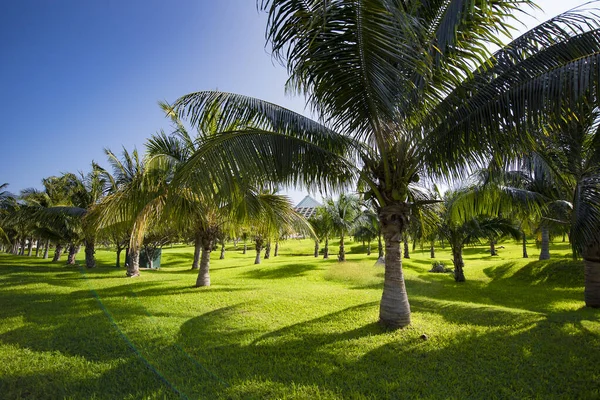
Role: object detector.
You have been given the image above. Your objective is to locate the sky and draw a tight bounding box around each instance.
[0,0,594,205]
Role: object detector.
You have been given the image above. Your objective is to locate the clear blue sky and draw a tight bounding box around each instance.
[0,0,590,204]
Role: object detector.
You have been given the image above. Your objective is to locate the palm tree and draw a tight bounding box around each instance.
[323,194,360,261]
[0,183,14,249]
[173,2,600,327]
[250,192,311,265]
[94,147,145,270]
[438,190,521,282]
[534,103,600,307]
[353,207,380,256]
[309,206,334,258]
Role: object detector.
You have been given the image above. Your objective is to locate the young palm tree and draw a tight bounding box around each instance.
[323,194,361,261]
[250,192,311,265]
[173,2,600,327]
[438,190,521,282]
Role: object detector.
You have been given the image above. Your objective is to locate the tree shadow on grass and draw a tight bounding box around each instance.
[172,299,600,399]
[484,260,584,288]
[242,263,321,280]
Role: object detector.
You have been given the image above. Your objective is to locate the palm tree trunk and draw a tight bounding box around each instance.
[255,237,264,264]
[127,247,141,277]
[85,236,96,268]
[52,244,63,262]
[116,246,123,268]
[19,237,26,255]
[255,247,262,264]
[452,246,466,282]
[192,232,202,269]
[367,241,371,256]
[314,240,319,257]
[490,240,496,256]
[430,243,435,258]
[11,239,19,255]
[274,241,279,257]
[43,240,49,259]
[67,244,77,265]
[522,232,528,258]
[323,237,329,259]
[35,239,40,257]
[338,235,345,261]
[264,240,271,260]
[219,240,226,260]
[243,243,247,254]
[582,241,600,307]
[378,204,411,329]
[196,238,212,287]
[403,239,410,259]
[539,225,550,260]
[27,237,33,256]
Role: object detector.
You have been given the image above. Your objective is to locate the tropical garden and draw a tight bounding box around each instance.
[1,0,600,398]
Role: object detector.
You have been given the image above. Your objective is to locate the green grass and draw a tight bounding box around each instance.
[1,239,599,399]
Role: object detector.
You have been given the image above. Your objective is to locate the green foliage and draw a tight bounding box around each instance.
[1,240,599,399]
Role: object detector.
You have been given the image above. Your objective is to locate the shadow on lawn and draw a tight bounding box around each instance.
[173,300,600,399]
[484,260,584,288]
[243,263,321,280]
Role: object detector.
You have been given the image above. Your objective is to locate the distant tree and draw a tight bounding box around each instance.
[324,194,360,261]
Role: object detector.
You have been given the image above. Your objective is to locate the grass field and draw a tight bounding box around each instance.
[1,239,599,399]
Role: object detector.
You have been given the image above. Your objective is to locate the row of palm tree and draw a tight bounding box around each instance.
[166,0,600,329]
[3,1,600,330]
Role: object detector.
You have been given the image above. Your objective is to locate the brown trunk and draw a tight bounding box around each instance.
[367,241,371,256]
[314,240,319,257]
[264,240,271,260]
[52,244,63,262]
[19,237,26,255]
[192,232,202,269]
[323,237,329,259]
[67,244,77,265]
[219,240,226,260]
[490,240,496,256]
[85,236,96,268]
[255,236,264,265]
[539,225,550,260]
[43,240,49,259]
[583,241,600,307]
[127,247,141,277]
[196,238,212,287]
[243,243,247,254]
[338,235,345,261]
[522,232,528,258]
[27,238,33,256]
[452,246,465,282]
[430,243,435,258]
[403,239,410,259]
[116,247,123,268]
[274,241,279,257]
[378,204,411,329]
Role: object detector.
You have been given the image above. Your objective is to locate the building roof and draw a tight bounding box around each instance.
[295,195,322,219]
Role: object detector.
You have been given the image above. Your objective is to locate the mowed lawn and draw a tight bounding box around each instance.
[0,239,599,399]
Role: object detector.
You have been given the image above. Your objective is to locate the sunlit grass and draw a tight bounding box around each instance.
[0,238,599,399]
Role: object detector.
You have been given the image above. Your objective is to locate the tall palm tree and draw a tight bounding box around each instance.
[173,2,600,327]
[536,103,600,307]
